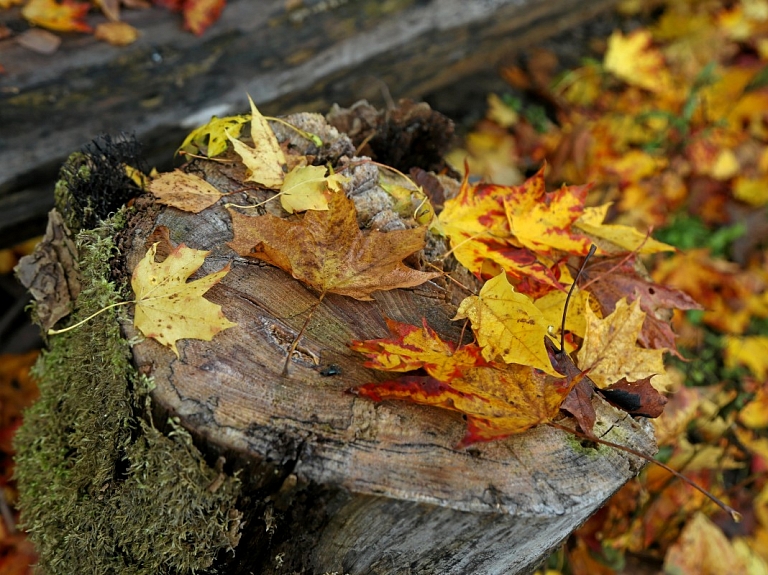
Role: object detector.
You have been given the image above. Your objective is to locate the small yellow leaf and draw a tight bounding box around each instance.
[725,335,768,382]
[94,21,139,46]
[280,165,332,214]
[228,95,287,189]
[132,243,236,357]
[711,149,740,180]
[604,30,672,94]
[179,114,250,157]
[734,176,768,206]
[149,170,223,213]
[454,272,560,376]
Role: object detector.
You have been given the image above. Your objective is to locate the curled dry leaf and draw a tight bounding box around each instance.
[228,191,438,300]
[132,243,236,357]
[149,170,223,213]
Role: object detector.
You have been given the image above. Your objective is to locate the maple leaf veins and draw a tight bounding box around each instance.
[228,191,439,300]
[132,243,236,357]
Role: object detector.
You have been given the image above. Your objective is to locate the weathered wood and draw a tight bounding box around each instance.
[0,0,622,247]
[104,112,658,574]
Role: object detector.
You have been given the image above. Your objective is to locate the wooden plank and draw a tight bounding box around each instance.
[0,0,619,247]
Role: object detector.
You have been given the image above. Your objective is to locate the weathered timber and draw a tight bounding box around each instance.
[0,0,623,247]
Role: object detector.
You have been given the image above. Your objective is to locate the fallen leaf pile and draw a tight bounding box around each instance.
[449,0,768,571]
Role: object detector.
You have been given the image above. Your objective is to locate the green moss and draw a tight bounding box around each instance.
[14,215,241,574]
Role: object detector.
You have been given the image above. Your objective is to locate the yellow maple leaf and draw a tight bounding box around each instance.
[604,30,673,94]
[533,287,590,340]
[574,204,675,254]
[132,243,236,357]
[278,165,348,214]
[576,298,670,390]
[227,95,287,189]
[454,272,560,376]
[149,170,223,213]
[505,180,593,255]
[178,114,250,157]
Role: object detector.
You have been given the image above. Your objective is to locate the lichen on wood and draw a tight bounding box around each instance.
[14,209,242,574]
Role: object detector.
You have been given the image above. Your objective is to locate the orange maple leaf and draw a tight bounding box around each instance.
[351,318,487,381]
[351,319,576,446]
[22,0,91,33]
[183,0,226,35]
[228,192,439,300]
[438,173,563,289]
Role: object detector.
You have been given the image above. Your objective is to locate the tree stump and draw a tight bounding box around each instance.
[15,102,656,575]
[0,0,624,248]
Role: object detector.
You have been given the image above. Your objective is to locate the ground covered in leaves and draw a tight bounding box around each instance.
[451,0,768,572]
[2,0,768,573]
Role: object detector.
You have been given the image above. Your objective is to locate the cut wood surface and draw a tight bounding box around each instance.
[0,0,621,248]
[110,109,657,574]
[122,201,656,575]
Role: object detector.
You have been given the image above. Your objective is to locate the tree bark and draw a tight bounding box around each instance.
[0,0,623,248]
[99,107,657,575]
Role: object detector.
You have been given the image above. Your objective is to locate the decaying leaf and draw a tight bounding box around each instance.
[228,191,438,300]
[15,209,81,331]
[597,377,668,418]
[149,170,223,213]
[455,272,561,376]
[227,95,287,188]
[132,243,236,357]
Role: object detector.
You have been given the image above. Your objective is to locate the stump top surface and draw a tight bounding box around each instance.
[124,198,656,517]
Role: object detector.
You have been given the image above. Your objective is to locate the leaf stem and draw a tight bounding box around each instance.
[560,245,596,352]
[547,421,742,522]
[265,116,323,147]
[47,300,134,335]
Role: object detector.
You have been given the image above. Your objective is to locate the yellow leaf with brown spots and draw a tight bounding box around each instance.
[132,243,236,357]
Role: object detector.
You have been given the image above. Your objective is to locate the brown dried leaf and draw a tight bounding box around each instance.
[228,192,438,300]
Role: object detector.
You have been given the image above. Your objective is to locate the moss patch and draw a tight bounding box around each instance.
[14,215,241,574]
